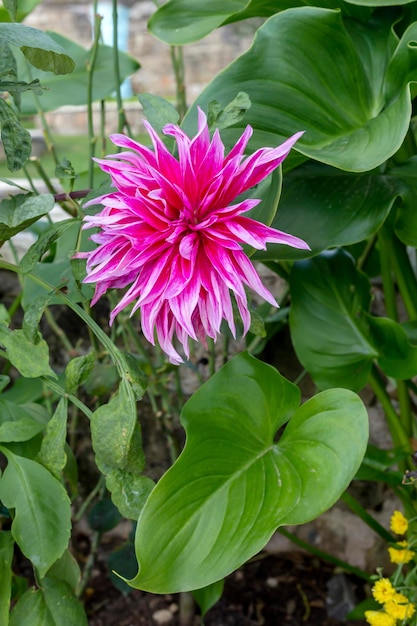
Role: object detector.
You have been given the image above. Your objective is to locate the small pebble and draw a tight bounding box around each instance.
[266,577,278,588]
[152,608,174,625]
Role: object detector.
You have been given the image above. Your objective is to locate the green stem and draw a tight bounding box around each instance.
[369,365,411,454]
[112,0,131,135]
[87,10,102,188]
[24,60,60,167]
[170,46,187,120]
[7,291,22,319]
[341,492,395,543]
[28,157,58,196]
[398,379,414,439]
[74,475,106,522]
[378,227,398,322]
[390,235,417,320]
[277,527,371,581]
[41,376,93,420]
[22,163,39,194]
[357,234,377,272]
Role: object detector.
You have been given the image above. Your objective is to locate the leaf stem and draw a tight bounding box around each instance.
[170,46,187,121]
[341,492,395,542]
[87,10,102,188]
[41,376,93,420]
[390,234,417,320]
[277,527,371,581]
[369,365,411,455]
[378,227,398,322]
[112,0,131,135]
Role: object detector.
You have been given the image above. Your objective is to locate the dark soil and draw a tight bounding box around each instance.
[86,550,367,625]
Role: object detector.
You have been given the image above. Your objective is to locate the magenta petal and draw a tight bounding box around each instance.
[78,113,307,363]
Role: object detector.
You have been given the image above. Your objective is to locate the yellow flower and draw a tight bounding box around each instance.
[364,610,396,626]
[384,592,416,621]
[388,540,415,564]
[390,510,409,535]
[372,578,396,604]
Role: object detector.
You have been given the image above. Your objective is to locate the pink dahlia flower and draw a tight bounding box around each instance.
[79,109,309,364]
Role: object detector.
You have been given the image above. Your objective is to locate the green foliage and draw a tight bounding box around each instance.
[192,579,225,618]
[17,32,140,115]
[0,449,71,578]
[185,10,412,172]
[0,23,74,74]
[0,193,54,242]
[0,325,56,378]
[138,93,180,134]
[4,0,417,618]
[9,579,87,626]
[255,166,399,261]
[130,353,368,592]
[91,382,154,519]
[289,250,377,391]
[0,99,31,171]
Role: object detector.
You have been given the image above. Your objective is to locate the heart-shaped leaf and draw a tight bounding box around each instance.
[185,9,410,172]
[129,353,368,592]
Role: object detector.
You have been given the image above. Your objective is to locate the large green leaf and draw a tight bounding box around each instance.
[148,0,369,45]
[129,353,368,593]
[185,9,411,172]
[0,23,74,74]
[149,0,251,44]
[289,249,377,391]
[0,449,71,578]
[254,165,397,261]
[18,32,140,115]
[9,578,87,626]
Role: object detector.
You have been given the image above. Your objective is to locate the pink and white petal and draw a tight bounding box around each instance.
[232,250,278,307]
[203,240,247,300]
[234,217,309,249]
[229,132,304,196]
[234,293,251,335]
[109,133,158,167]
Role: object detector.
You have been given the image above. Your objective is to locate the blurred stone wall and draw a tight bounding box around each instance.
[23,0,260,134]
